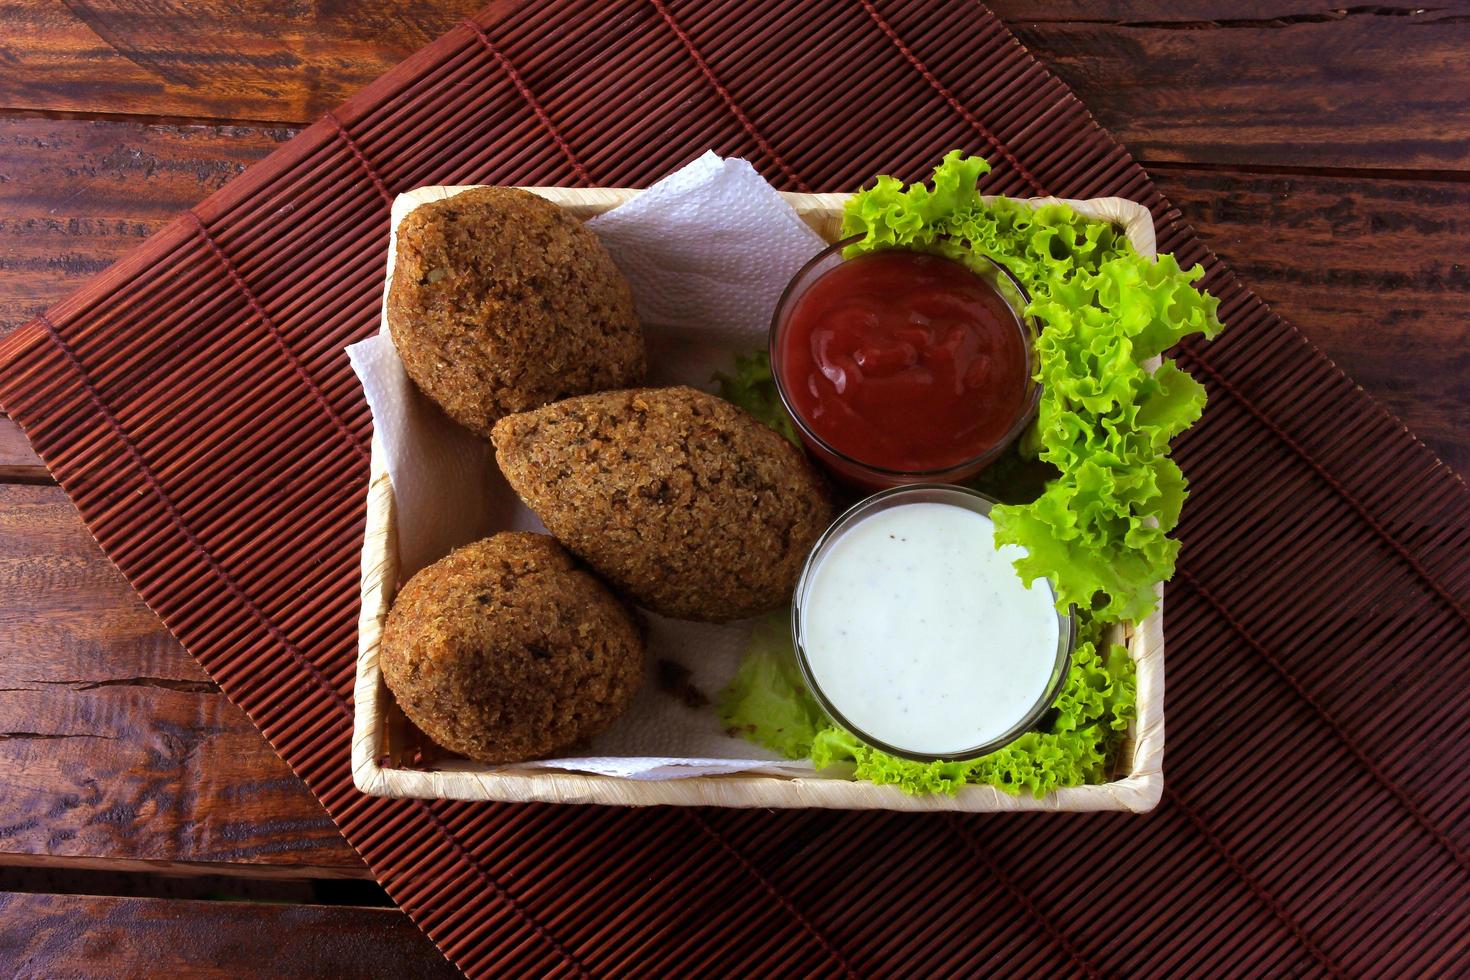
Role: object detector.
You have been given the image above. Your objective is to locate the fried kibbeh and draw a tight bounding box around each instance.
[386,187,645,436]
[491,387,837,623]
[380,533,644,764]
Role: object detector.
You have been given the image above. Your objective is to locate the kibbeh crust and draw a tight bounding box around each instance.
[380,533,644,764]
[492,387,836,623]
[386,187,645,436]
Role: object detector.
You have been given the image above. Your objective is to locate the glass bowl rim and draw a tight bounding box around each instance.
[790,483,1078,764]
[768,235,1044,480]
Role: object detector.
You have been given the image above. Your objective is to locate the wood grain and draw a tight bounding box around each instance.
[988,0,1470,172]
[0,483,366,879]
[0,0,475,124]
[0,416,42,481]
[0,117,291,486]
[0,116,293,337]
[1153,164,1470,475]
[0,1,1465,174]
[0,892,456,979]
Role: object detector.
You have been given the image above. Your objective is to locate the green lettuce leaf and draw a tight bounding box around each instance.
[714,350,799,446]
[718,612,826,759]
[843,152,1222,621]
[725,611,1137,797]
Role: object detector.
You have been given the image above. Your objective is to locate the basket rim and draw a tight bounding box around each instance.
[351,186,1166,812]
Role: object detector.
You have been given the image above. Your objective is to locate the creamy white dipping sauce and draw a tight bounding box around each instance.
[798,500,1061,757]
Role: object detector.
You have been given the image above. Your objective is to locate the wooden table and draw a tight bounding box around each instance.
[1,1,1466,973]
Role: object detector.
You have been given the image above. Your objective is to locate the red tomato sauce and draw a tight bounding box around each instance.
[776,249,1030,473]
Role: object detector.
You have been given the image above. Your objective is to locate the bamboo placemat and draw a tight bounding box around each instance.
[2,1,1467,975]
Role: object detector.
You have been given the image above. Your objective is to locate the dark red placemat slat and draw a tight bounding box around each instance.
[2,1,1468,976]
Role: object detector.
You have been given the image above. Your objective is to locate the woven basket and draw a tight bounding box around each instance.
[352,187,1165,812]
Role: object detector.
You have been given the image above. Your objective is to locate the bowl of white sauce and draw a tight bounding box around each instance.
[792,484,1076,762]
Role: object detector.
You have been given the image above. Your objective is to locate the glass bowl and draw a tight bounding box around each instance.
[770,237,1041,490]
[790,484,1076,763]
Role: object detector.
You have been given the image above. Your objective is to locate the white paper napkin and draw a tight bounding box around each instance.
[347,153,829,779]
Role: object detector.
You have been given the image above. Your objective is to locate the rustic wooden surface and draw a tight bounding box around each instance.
[0,893,456,978]
[0,1,1465,975]
[0,484,366,879]
[991,1,1470,172]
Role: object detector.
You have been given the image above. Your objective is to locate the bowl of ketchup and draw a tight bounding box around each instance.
[770,237,1040,489]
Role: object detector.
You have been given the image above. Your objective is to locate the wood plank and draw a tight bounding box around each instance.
[0,0,475,124]
[1152,164,1470,475]
[0,117,289,485]
[0,1,1465,173]
[0,116,293,337]
[0,893,456,978]
[988,0,1470,172]
[0,483,366,879]
[0,416,43,481]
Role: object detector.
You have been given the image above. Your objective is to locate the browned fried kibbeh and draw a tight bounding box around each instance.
[386,187,645,436]
[491,387,837,623]
[380,533,644,764]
